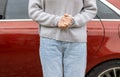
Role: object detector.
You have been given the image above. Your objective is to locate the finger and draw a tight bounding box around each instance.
[63,22,69,27]
[64,14,72,18]
[61,17,73,27]
[64,19,72,25]
[58,19,63,28]
[64,20,73,27]
[63,17,73,22]
[59,21,63,28]
[64,13,70,17]
[63,17,72,22]
[66,16,73,20]
[60,22,68,29]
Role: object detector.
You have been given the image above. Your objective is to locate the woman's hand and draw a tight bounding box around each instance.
[58,14,73,29]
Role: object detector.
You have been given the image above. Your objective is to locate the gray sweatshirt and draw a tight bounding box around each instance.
[28,0,97,42]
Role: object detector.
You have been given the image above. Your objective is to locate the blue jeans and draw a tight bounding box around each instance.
[39,37,87,77]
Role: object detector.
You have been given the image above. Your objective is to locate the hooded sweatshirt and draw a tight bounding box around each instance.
[28,0,97,42]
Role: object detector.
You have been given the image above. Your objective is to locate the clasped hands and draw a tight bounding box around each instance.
[58,14,73,29]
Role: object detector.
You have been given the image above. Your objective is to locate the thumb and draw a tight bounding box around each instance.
[64,13,69,17]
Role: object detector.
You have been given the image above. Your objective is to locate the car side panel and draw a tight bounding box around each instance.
[86,20,120,73]
[0,20,120,76]
[0,21,43,77]
[0,20,104,76]
[108,0,120,9]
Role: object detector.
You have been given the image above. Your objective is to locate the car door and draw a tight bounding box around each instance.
[87,0,105,72]
[0,0,43,77]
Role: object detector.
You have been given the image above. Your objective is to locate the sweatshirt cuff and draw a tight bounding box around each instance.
[54,16,62,27]
[70,14,85,28]
[70,16,79,28]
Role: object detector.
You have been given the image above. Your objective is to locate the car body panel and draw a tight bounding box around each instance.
[86,20,120,73]
[1,19,120,76]
[0,20,43,76]
[108,0,120,10]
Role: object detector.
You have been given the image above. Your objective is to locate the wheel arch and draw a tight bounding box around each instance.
[86,58,120,76]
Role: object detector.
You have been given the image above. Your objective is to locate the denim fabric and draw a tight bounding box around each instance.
[39,37,87,77]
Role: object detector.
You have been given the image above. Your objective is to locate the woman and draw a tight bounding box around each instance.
[28,0,97,77]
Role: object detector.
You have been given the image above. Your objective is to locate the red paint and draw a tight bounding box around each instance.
[108,0,120,9]
[0,21,43,77]
[86,20,120,73]
[0,20,120,77]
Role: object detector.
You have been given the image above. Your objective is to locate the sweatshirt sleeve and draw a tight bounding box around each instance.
[71,0,97,28]
[28,0,61,27]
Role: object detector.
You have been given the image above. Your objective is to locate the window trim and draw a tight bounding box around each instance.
[100,0,120,16]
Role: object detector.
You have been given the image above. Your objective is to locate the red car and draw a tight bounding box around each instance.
[0,0,120,77]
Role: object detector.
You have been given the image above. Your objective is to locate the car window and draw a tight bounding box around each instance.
[0,0,7,19]
[95,0,120,19]
[5,0,29,19]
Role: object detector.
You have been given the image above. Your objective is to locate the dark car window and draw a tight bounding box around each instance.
[0,0,7,19]
[5,0,29,19]
[95,0,120,19]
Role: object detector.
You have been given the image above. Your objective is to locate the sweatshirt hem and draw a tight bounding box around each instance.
[40,35,87,43]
